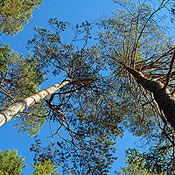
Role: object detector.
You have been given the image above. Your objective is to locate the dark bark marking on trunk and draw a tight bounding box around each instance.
[121,62,175,130]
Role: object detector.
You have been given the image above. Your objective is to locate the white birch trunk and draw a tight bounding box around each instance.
[0,80,70,127]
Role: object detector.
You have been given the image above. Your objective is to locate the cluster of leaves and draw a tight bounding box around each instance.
[0,43,44,101]
[117,145,175,175]
[0,149,25,175]
[0,44,9,72]
[0,149,60,175]
[32,159,60,175]
[0,0,42,35]
[0,43,46,136]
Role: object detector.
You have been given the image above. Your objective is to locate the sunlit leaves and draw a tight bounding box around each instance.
[32,159,60,175]
[0,149,26,174]
[0,44,44,104]
[0,44,46,136]
[0,0,42,35]
[0,44,10,72]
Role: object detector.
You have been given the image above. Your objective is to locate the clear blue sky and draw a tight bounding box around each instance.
[0,0,142,174]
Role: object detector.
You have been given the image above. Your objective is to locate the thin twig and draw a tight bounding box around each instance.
[164,50,175,90]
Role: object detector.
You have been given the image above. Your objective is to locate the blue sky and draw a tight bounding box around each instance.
[0,0,146,174]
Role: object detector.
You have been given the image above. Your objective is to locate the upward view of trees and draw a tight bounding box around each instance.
[1,0,175,174]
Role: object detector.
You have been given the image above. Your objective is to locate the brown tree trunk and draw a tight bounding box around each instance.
[0,80,70,127]
[121,62,175,130]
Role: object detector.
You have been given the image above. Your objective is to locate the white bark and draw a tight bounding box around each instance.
[0,80,70,127]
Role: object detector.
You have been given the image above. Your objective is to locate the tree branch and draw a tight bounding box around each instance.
[164,50,175,90]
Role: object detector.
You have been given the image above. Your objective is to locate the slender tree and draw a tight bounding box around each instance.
[27,19,121,174]
[0,80,70,127]
[0,43,46,136]
[96,0,174,137]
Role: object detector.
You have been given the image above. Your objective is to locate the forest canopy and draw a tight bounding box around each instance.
[1,0,175,174]
[0,0,42,35]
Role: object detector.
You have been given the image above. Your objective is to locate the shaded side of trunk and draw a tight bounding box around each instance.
[121,63,161,92]
[121,62,175,130]
[0,80,70,127]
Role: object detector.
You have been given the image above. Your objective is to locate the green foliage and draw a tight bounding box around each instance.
[0,43,46,136]
[0,149,26,175]
[14,102,47,137]
[27,0,175,173]
[28,18,121,174]
[0,149,60,175]
[0,44,45,99]
[117,146,175,175]
[98,0,172,68]
[32,159,60,175]
[95,0,174,139]
[1,0,175,174]
[0,44,10,72]
[0,0,42,35]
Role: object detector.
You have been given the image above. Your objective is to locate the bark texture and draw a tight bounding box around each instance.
[0,80,70,127]
[121,62,175,130]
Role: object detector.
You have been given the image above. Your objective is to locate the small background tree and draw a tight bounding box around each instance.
[0,149,25,175]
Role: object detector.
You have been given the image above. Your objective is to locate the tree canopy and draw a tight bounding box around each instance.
[0,149,25,175]
[0,0,42,36]
[1,0,175,174]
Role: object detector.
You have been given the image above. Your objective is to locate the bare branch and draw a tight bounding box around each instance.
[164,50,175,90]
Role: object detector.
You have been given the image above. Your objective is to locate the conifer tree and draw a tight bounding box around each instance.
[0,0,42,35]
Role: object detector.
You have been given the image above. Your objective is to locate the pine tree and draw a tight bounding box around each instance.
[0,149,25,175]
[0,0,42,35]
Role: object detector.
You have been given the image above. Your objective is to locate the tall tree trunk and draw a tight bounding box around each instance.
[0,80,70,127]
[121,62,175,130]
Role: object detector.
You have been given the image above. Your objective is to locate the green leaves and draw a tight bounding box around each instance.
[0,149,26,175]
[0,149,60,175]
[0,44,10,72]
[32,159,60,175]
[118,145,174,175]
[0,0,42,36]
[0,44,46,135]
